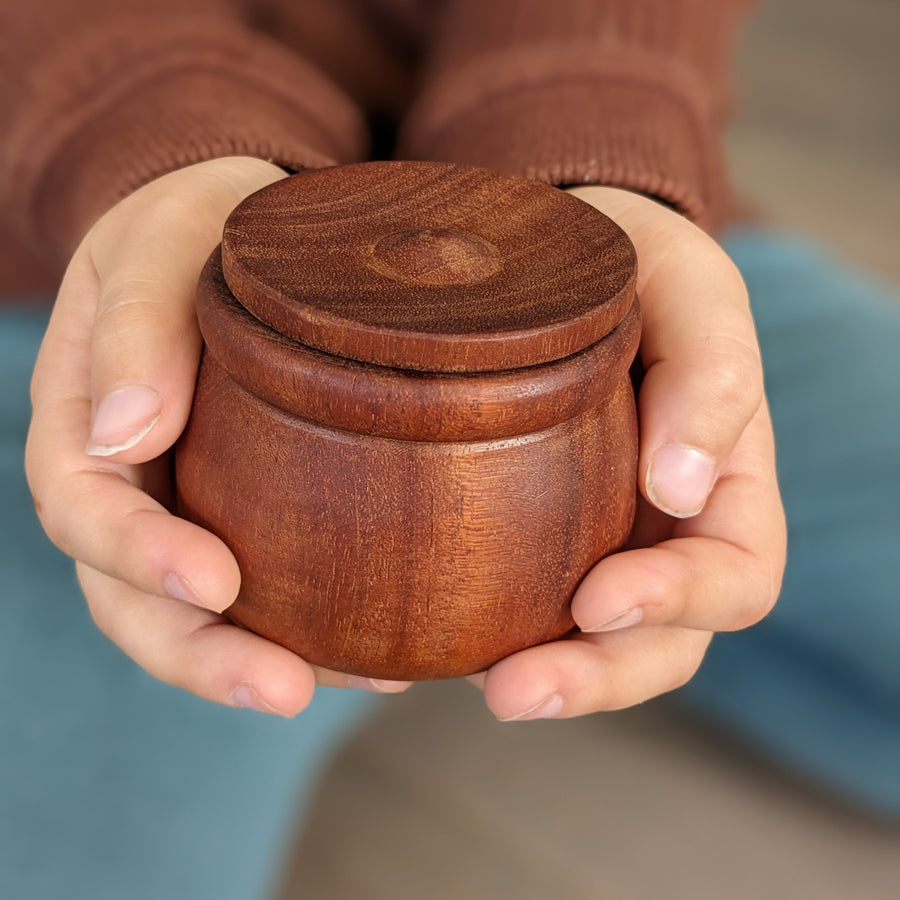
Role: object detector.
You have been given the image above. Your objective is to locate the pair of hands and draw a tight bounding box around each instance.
[25,157,786,720]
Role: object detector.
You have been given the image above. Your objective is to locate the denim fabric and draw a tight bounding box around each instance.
[681,230,900,815]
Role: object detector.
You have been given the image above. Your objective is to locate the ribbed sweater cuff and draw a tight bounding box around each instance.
[398,46,728,232]
[6,23,368,259]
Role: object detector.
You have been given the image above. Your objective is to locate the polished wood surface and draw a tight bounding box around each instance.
[221,161,636,373]
[176,162,640,679]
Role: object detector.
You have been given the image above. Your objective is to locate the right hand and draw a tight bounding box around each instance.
[25,157,411,714]
[472,186,785,722]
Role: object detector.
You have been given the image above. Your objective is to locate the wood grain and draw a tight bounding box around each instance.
[221,161,636,372]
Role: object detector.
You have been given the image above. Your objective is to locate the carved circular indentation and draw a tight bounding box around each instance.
[368,228,501,286]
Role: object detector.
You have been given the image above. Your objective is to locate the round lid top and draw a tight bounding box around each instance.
[221,161,636,373]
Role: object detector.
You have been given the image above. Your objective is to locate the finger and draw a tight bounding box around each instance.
[41,458,240,612]
[27,267,240,612]
[86,158,286,462]
[79,563,316,715]
[313,667,415,694]
[479,626,713,721]
[567,186,764,517]
[81,562,410,702]
[572,402,785,634]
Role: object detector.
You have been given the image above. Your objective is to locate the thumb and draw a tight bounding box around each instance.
[84,157,286,462]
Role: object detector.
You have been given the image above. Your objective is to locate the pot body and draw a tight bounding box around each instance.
[176,340,638,679]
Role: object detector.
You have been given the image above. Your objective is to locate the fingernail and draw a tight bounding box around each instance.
[584,607,643,633]
[230,683,288,716]
[86,386,161,456]
[499,693,564,723]
[164,571,228,614]
[646,444,716,518]
[346,676,413,693]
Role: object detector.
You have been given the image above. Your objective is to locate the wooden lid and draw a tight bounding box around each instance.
[221,161,636,374]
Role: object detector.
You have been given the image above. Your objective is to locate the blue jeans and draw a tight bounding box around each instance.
[680,229,900,814]
[1,230,898,899]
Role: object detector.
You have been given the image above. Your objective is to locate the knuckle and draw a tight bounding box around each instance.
[76,563,113,635]
[30,489,63,549]
[24,434,83,556]
[705,337,764,415]
[84,594,113,638]
[697,232,750,306]
[96,186,184,247]
[26,474,71,554]
[195,160,261,209]
[133,185,199,231]
[99,506,151,585]
[670,634,711,691]
[671,657,703,693]
[753,569,783,624]
[95,276,166,328]
[645,547,693,621]
[93,185,218,275]
[136,171,233,242]
[730,565,783,631]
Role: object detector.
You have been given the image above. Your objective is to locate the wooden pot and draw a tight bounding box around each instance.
[175,161,640,680]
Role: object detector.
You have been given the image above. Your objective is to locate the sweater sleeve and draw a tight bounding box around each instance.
[0,0,369,263]
[397,0,756,232]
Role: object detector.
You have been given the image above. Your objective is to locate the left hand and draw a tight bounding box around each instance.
[473,186,786,721]
[25,158,412,716]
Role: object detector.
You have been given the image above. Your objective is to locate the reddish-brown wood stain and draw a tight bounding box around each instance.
[175,161,641,680]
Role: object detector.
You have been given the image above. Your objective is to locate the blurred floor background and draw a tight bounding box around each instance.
[277,2,899,898]
[726,0,898,282]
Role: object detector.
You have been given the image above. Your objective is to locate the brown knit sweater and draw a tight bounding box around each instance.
[0,0,754,272]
